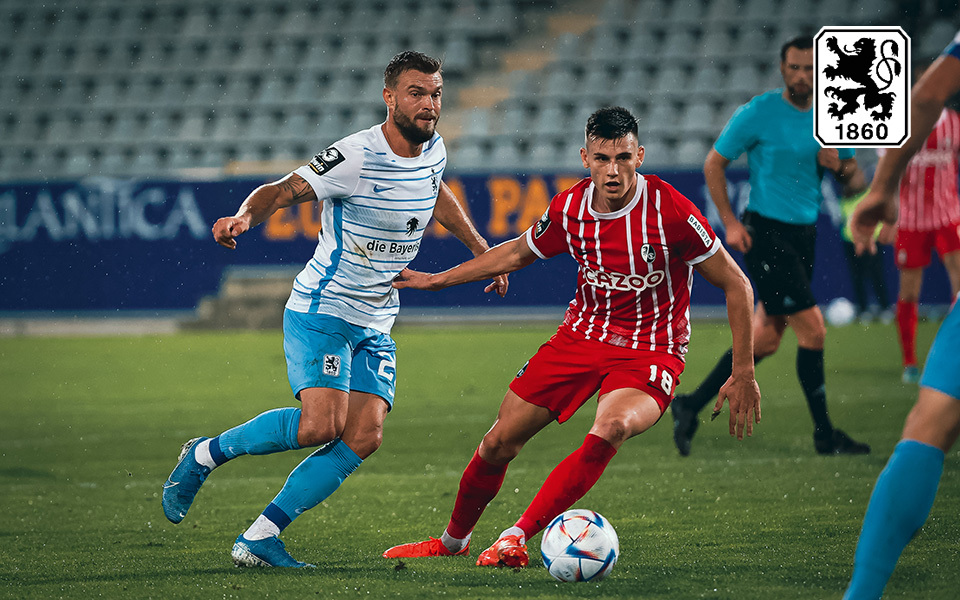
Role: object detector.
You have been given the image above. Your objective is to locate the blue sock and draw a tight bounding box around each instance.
[844,440,944,600]
[265,439,363,532]
[209,408,302,466]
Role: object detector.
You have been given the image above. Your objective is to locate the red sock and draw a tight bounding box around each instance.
[896,300,918,367]
[445,448,508,540]
[514,434,617,539]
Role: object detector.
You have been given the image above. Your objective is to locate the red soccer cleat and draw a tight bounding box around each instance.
[382,537,468,559]
[476,535,529,568]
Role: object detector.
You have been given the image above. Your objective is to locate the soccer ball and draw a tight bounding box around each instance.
[540,509,619,582]
[825,297,857,327]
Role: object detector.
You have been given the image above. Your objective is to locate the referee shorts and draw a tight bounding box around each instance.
[742,211,818,317]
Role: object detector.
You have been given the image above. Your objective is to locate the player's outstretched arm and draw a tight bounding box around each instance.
[850,53,960,255]
[433,181,509,296]
[694,246,761,440]
[393,235,537,291]
[212,173,317,249]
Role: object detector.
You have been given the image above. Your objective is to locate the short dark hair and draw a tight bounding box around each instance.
[383,51,443,89]
[585,106,639,143]
[780,35,813,62]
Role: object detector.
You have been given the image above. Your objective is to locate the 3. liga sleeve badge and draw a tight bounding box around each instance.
[814,26,910,148]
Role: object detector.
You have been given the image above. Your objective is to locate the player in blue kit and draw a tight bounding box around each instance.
[844,32,960,600]
[160,51,506,568]
[670,36,870,456]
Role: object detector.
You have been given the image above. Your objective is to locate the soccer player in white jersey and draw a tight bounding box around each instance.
[382,107,761,568]
[161,51,506,568]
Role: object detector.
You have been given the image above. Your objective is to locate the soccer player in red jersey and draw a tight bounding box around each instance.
[382,107,761,568]
[879,74,960,384]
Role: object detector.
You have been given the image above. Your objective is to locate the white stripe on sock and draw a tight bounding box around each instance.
[194,439,217,469]
[244,514,281,541]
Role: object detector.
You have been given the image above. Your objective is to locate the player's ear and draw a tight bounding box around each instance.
[637,146,644,166]
[382,86,393,108]
[580,146,589,169]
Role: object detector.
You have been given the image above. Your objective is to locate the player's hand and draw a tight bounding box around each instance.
[714,373,761,441]
[212,216,250,249]
[484,273,509,297]
[724,221,753,253]
[849,188,898,255]
[877,222,896,246]
[816,148,842,172]
[392,268,442,291]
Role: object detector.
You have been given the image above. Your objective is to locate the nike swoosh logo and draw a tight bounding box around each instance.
[373,184,395,193]
[163,481,179,489]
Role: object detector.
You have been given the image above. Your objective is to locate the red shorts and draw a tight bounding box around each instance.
[896,223,960,269]
[508,326,685,423]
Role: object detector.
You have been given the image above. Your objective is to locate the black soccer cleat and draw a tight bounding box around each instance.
[671,395,700,457]
[814,428,871,455]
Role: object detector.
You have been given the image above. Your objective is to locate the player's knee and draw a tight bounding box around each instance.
[754,336,780,359]
[297,420,342,448]
[804,325,826,348]
[479,432,521,464]
[345,429,382,459]
[591,417,632,447]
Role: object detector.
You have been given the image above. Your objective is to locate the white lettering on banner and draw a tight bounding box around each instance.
[582,265,666,292]
[0,179,207,254]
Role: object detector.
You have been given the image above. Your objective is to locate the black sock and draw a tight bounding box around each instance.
[796,347,833,436]
[685,349,734,412]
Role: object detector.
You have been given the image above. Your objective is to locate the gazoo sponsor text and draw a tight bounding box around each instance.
[582,265,666,292]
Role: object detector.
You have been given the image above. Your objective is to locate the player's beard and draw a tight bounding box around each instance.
[392,104,437,145]
[786,83,811,106]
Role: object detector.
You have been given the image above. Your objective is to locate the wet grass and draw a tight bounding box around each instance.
[1,320,956,599]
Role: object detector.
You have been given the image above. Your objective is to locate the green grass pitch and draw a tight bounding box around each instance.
[1,320,957,599]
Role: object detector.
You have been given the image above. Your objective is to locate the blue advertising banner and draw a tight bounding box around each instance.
[0,170,948,313]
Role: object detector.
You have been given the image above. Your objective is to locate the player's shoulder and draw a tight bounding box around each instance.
[742,89,782,113]
[551,177,591,208]
[642,174,700,220]
[643,174,687,203]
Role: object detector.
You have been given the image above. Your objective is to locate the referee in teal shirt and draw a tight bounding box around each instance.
[671,35,871,456]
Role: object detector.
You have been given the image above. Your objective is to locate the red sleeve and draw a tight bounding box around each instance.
[524,190,573,259]
[659,179,720,265]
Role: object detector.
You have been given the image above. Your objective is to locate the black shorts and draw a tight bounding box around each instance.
[742,211,817,316]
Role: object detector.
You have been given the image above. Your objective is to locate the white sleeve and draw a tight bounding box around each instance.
[293,142,362,201]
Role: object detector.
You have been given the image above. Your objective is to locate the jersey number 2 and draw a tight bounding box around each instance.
[648,365,674,395]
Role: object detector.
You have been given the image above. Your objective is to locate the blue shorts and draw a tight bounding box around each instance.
[283,309,397,408]
[920,302,960,400]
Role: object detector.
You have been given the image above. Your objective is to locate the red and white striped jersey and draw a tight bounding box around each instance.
[524,175,720,359]
[887,109,960,231]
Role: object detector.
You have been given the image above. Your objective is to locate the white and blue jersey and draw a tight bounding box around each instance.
[289,124,445,334]
[714,90,854,225]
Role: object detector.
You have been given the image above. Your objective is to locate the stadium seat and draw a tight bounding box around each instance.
[674,139,708,166]
[543,67,579,99]
[451,140,488,170]
[461,107,492,140]
[689,64,726,100]
[488,138,524,172]
[678,101,718,136]
[652,65,689,99]
[661,30,700,64]
[666,0,706,27]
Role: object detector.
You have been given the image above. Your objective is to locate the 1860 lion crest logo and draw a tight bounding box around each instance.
[814,27,910,148]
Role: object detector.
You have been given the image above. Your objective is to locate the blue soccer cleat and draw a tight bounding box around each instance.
[231,534,315,568]
[162,437,212,524]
